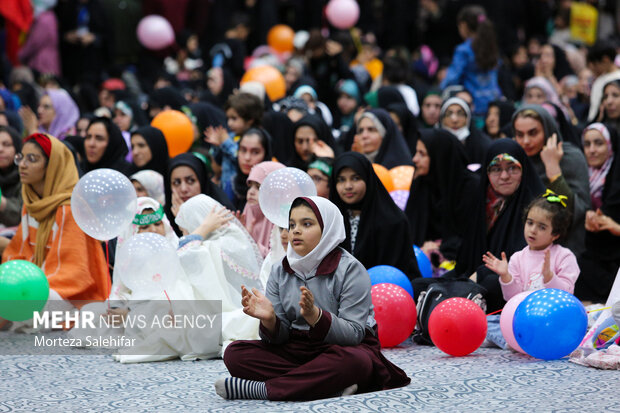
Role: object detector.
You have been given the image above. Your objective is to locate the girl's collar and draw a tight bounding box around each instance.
[282,248,342,276]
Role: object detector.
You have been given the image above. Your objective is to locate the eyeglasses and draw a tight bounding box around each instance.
[445,110,467,118]
[487,165,522,176]
[14,153,42,166]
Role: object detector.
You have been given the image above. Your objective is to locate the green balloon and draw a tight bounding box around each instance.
[0,260,49,321]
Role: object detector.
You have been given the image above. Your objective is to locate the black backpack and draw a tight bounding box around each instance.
[413,278,487,346]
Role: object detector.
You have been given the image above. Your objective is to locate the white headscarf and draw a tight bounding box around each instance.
[130,170,165,206]
[175,194,263,305]
[112,197,179,301]
[440,97,471,142]
[286,196,346,278]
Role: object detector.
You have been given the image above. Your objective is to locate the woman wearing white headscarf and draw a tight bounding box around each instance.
[130,170,165,206]
[440,96,491,165]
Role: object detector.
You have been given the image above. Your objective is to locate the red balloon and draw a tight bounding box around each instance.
[428,297,487,356]
[371,283,417,348]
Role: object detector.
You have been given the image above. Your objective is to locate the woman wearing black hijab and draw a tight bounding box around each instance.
[83,117,133,175]
[386,103,419,155]
[330,151,421,279]
[130,126,170,177]
[288,114,337,170]
[262,110,294,164]
[165,152,235,235]
[148,87,188,119]
[484,100,516,139]
[345,108,413,169]
[575,123,620,303]
[405,129,479,262]
[232,127,273,210]
[0,125,22,227]
[451,138,546,311]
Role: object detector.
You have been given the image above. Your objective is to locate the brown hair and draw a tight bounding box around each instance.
[457,5,498,71]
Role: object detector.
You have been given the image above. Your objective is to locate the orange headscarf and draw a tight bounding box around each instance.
[21,134,78,266]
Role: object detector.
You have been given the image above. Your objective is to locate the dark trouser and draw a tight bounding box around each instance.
[575,254,620,303]
[223,330,409,401]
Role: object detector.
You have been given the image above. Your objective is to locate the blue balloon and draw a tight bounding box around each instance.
[367,265,413,298]
[413,245,433,278]
[513,288,587,360]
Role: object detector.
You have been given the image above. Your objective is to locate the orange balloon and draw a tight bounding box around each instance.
[151,110,194,158]
[241,65,286,101]
[372,163,394,193]
[389,165,415,191]
[267,24,294,53]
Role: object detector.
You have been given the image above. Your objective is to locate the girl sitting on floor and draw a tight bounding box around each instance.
[215,196,410,401]
[483,191,580,301]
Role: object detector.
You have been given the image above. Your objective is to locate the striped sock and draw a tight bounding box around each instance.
[214,377,268,400]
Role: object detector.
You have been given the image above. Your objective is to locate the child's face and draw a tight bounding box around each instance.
[226,108,253,135]
[337,93,357,115]
[137,220,166,237]
[307,168,330,198]
[246,181,260,205]
[289,205,322,257]
[279,227,288,251]
[524,206,559,251]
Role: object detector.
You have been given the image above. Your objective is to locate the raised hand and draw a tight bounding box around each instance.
[171,188,183,217]
[540,133,564,180]
[312,139,335,158]
[299,286,320,326]
[482,251,511,283]
[19,106,38,135]
[241,285,275,325]
[203,125,229,146]
[193,206,233,238]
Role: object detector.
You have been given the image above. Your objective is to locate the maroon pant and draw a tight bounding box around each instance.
[223,332,377,401]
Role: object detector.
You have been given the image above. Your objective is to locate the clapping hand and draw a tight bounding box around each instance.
[482,251,511,283]
[299,286,320,326]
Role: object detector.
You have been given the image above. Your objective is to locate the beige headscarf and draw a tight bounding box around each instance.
[22,134,78,266]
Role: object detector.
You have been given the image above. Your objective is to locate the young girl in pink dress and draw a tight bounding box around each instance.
[483,190,580,301]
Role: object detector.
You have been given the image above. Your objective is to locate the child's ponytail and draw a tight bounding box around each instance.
[457,5,498,72]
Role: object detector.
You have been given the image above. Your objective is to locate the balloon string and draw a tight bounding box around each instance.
[488,305,610,316]
[350,28,362,55]
[105,240,111,311]
[587,306,611,313]
[164,289,173,316]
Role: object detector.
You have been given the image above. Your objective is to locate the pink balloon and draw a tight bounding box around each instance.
[325,0,360,30]
[137,15,175,50]
[499,291,533,353]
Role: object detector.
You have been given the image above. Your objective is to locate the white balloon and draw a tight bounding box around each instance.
[71,169,137,241]
[116,233,178,299]
[258,167,317,228]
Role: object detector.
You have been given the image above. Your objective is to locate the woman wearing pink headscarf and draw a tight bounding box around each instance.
[242,161,285,257]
